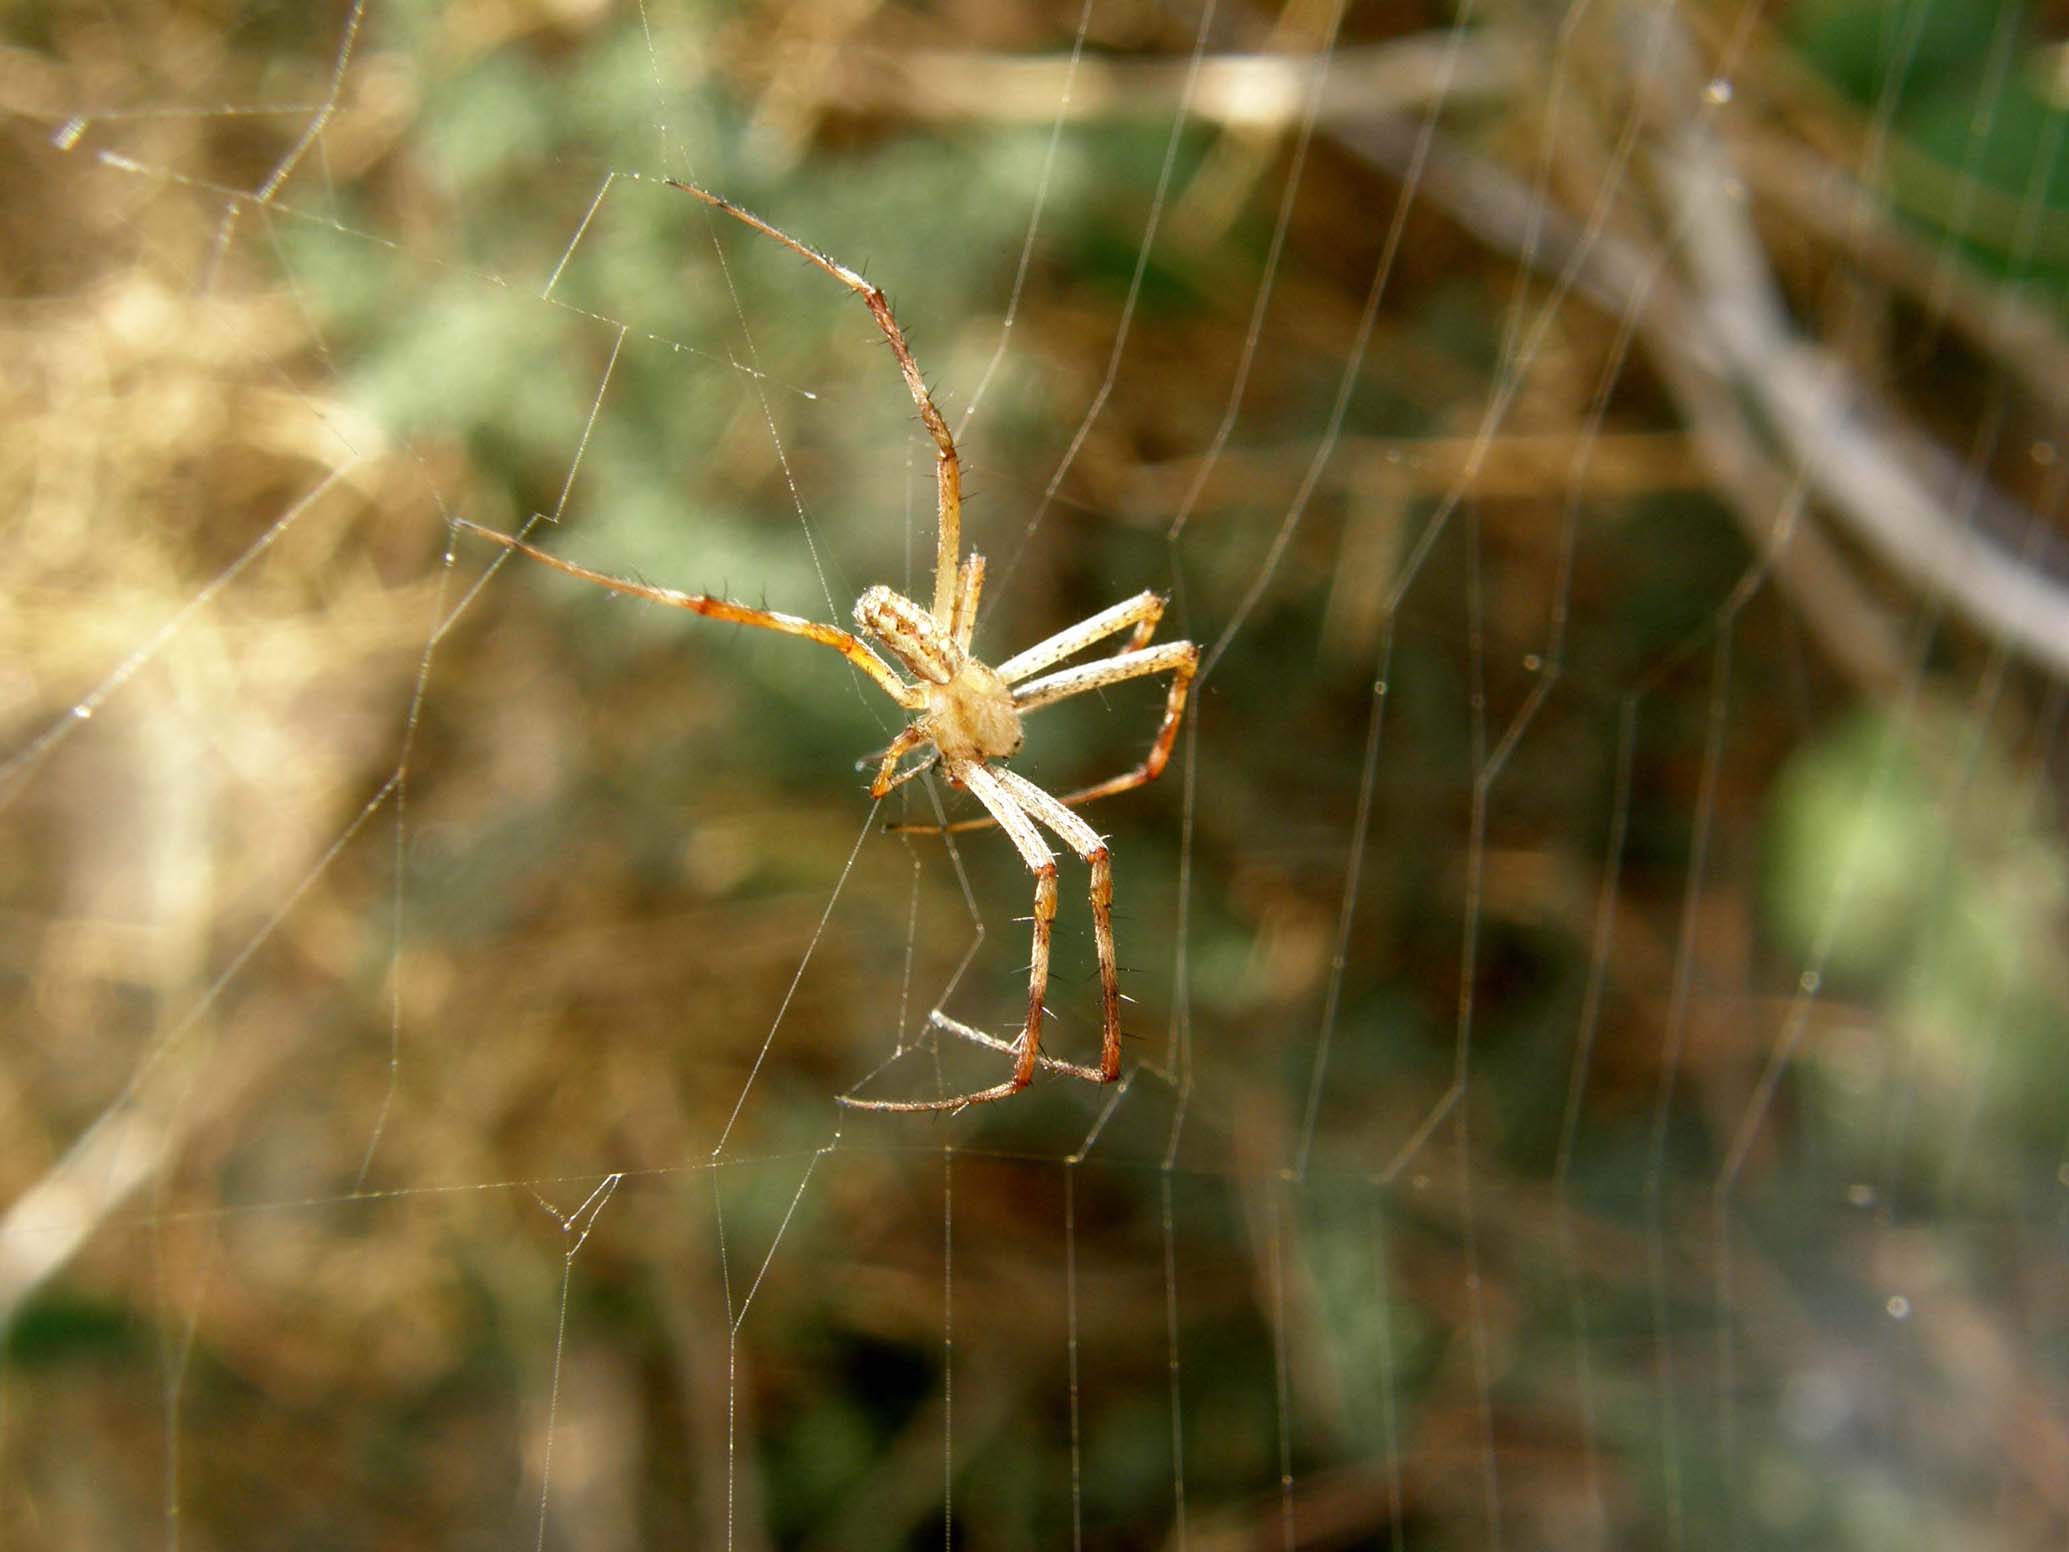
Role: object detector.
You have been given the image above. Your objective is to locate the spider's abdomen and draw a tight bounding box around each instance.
[925,661,1024,763]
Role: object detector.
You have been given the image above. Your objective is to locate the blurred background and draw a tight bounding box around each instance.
[7,0,2069,1545]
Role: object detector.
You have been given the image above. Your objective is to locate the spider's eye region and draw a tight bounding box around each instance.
[856,584,957,684]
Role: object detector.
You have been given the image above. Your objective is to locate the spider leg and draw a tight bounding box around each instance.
[867,726,938,798]
[891,638,1199,836]
[454,519,926,712]
[665,181,965,630]
[1013,640,1199,807]
[988,767,1121,1083]
[929,1013,1107,1081]
[993,591,1166,685]
[948,555,985,654]
[839,761,1060,1113]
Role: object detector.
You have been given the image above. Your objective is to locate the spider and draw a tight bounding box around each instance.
[456,180,1198,1111]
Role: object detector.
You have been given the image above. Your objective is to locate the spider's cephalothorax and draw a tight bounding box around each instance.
[457,181,1198,1112]
[855,578,1023,767]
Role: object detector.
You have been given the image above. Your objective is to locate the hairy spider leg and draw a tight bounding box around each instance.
[665,180,966,628]
[993,590,1166,684]
[868,725,939,797]
[840,761,1059,1112]
[1012,640,1199,807]
[924,1011,1106,1079]
[948,555,985,653]
[989,766,1121,1082]
[452,519,926,711]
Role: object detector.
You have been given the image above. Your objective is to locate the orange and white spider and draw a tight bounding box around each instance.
[457,181,1197,1112]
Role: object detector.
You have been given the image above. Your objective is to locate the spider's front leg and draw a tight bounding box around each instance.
[451,518,929,711]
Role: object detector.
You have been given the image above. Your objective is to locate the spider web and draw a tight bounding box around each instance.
[6,0,2069,1546]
